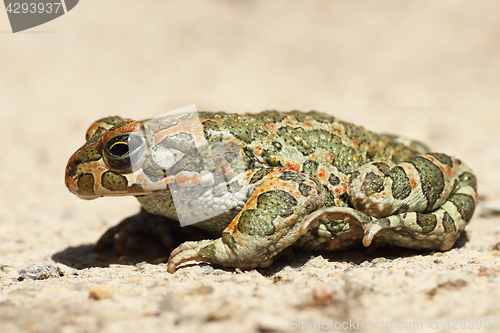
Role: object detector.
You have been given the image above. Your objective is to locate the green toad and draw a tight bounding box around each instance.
[65,110,478,272]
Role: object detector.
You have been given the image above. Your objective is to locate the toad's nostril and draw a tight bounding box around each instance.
[66,159,79,178]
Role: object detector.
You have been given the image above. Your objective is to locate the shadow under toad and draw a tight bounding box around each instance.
[52,230,468,271]
[52,235,172,269]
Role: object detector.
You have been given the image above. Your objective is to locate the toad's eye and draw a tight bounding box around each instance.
[108,141,129,157]
[103,134,145,173]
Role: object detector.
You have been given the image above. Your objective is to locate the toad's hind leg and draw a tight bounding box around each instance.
[345,153,478,250]
[300,178,477,252]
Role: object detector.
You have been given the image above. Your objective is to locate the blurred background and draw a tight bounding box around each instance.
[0,0,499,257]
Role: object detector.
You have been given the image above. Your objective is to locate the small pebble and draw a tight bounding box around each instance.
[18,265,61,281]
[359,260,370,268]
[89,284,114,300]
[199,265,215,275]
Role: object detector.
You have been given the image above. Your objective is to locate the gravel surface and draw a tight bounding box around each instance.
[1,2,500,332]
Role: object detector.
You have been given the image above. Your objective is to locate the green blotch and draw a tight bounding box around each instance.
[288,110,308,122]
[277,126,314,155]
[226,123,255,143]
[250,168,274,184]
[372,162,390,175]
[288,110,332,123]
[86,116,132,141]
[272,141,282,151]
[243,147,253,157]
[198,111,227,119]
[331,146,364,174]
[361,172,384,196]
[388,166,412,200]
[302,160,318,178]
[350,170,361,181]
[375,217,391,228]
[252,110,286,123]
[340,121,370,144]
[202,120,220,140]
[323,220,350,238]
[323,185,336,207]
[76,146,102,165]
[429,153,453,167]
[199,243,216,259]
[442,211,456,233]
[458,172,477,191]
[409,156,444,211]
[85,127,106,142]
[307,110,333,123]
[277,126,363,173]
[262,148,281,166]
[299,183,312,197]
[102,171,128,191]
[97,116,132,127]
[416,213,437,233]
[329,174,340,186]
[77,173,95,195]
[297,111,335,123]
[308,129,342,146]
[278,127,340,155]
[238,210,276,237]
[279,171,306,183]
[237,190,297,236]
[449,193,476,222]
[328,173,340,186]
[222,232,237,250]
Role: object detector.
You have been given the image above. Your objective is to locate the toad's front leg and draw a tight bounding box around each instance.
[167,169,325,273]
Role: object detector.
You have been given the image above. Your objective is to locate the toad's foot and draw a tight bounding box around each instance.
[299,207,375,249]
[300,192,477,252]
[166,239,275,273]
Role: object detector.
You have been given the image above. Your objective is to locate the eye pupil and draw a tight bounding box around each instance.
[104,134,146,174]
[109,142,129,157]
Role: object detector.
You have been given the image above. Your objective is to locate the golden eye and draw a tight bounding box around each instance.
[108,141,129,157]
[103,134,145,173]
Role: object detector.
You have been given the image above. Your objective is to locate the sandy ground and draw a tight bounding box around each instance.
[1,1,500,332]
